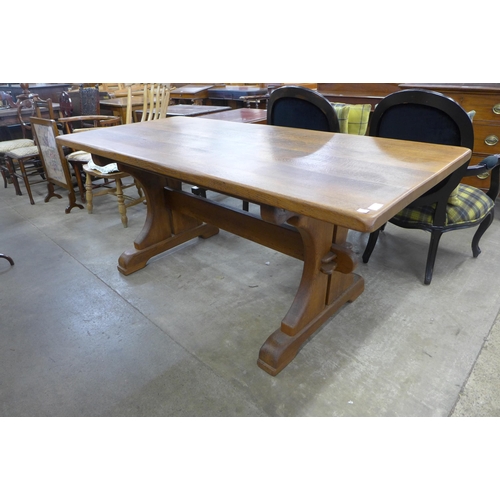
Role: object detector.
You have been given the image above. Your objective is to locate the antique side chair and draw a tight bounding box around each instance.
[361,89,500,284]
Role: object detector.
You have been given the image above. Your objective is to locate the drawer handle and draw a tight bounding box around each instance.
[493,104,500,115]
[485,135,499,146]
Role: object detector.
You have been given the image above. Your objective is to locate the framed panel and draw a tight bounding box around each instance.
[30,117,73,190]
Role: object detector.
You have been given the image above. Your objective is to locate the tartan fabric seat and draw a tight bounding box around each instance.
[361,89,500,285]
[393,183,494,228]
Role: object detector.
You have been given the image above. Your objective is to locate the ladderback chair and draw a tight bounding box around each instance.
[361,89,500,284]
[267,85,340,132]
[137,84,171,122]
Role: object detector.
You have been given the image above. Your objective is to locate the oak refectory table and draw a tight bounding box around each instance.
[56,117,471,375]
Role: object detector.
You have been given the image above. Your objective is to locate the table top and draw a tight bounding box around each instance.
[170,85,214,98]
[166,104,231,116]
[55,117,471,232]
[100,97,143,108]
[199,108,267,123]
[208,85,268,98]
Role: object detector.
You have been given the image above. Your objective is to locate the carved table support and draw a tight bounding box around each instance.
[115,163,219,275]
[257,207,364,375]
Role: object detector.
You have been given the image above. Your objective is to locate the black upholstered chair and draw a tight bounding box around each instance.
[267,85,340,132]
[362,89,500,284]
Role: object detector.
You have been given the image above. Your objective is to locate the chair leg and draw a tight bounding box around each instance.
[115,178,128,228]
[70,161,86,202]
[0,253,14,266]
[362,228,381,263]
[471,211,494,258]
[85,172,94,213]
[17,158,36,205]
[5,157,23,196]
[424,230,443,285]
[1,162,8,188]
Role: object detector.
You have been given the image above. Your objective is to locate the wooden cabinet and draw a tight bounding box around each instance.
[317,83,400,106]
[400,84,500,189]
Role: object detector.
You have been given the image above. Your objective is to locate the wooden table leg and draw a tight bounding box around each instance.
[257,213,364,376]
[115,164,219,275]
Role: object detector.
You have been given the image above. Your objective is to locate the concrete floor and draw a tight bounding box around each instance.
[1,174,499,417]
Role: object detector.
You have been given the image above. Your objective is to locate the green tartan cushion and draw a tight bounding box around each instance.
[331,103,350,133]
[346,103,372,135]
[331,103,372,135]
[393,183,494,227]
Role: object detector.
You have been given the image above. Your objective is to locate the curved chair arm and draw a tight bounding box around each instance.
[464,154,500,200]
[58,115,122,133]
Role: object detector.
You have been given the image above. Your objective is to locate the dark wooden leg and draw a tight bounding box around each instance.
[5,157,23,196]
[68,160,86,202]
[18,158,36,205]
[257,213,364,376]
[64,189,84,214]
[44,182,63,203]
[424,230,443,285]
[472,210,494,258]
[362,228,380,263]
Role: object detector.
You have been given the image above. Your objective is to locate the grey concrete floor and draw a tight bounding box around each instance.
[1,175,499,417]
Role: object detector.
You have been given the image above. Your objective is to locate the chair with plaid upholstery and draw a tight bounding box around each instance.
[361,88,500,285]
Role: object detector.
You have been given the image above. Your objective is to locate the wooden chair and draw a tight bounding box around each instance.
[103,83,146,98]
[78,158,145,228]
[0,96,37,189]
[133,84,171,122]
[100,83,125,95]
[29,117,84,213]
[361,89,500,284]
[80,84,101,115]
[59,91,73,118]
[57,113,145,226]
[3,99,45,204]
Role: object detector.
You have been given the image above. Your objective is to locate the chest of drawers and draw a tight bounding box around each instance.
[400,84,500,189]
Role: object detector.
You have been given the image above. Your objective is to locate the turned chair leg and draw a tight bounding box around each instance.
[115,178,128,228]
[85,172,94,213]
